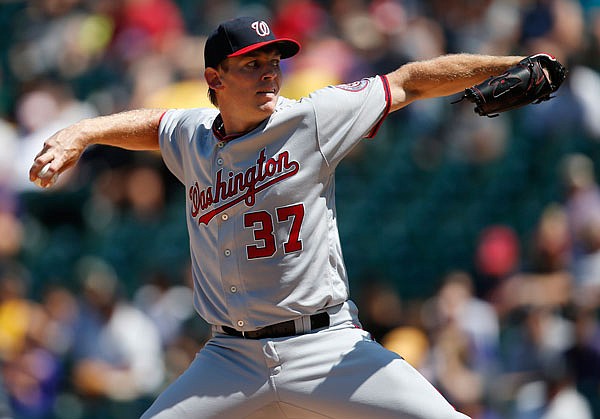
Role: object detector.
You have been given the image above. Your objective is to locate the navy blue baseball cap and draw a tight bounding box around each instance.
[204,17,301,69]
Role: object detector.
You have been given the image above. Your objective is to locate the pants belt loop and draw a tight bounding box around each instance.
[301,315,312,333]
[293,315,313,334]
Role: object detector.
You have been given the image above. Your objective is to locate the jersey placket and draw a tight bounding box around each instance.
[214,141,250,331]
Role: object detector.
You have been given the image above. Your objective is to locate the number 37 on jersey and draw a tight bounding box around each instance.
[244,203,305,260]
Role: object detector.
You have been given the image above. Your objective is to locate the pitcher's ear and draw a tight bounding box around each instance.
[205,68,223,90]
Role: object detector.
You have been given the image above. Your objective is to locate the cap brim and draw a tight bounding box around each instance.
[227,38,301,60]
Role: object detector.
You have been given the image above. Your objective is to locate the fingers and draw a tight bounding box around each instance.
[29,143,63,188]
[32,162,60,188]
[29,148,52,181]
[29,124,86,188]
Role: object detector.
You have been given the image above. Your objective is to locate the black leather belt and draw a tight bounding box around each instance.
[221,311,330,339]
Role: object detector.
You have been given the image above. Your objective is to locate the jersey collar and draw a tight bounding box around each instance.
[212,113,271,143]
[212,114,245,143]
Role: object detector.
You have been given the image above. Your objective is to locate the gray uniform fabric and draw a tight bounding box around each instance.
[144,76,469,418]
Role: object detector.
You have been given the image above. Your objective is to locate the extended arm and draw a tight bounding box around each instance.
[29,108,166,187]
[386,54,525,112]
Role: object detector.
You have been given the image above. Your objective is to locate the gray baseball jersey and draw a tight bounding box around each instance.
[147,76,469,419]
[159,75,391,331]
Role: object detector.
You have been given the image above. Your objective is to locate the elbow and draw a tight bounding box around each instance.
[386,68,426,111]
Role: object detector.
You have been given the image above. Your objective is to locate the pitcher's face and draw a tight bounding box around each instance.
[212,48,283,118]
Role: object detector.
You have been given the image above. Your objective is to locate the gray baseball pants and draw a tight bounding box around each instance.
[141,308,469,419]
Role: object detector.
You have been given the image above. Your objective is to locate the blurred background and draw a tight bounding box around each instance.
[1,0,600,418]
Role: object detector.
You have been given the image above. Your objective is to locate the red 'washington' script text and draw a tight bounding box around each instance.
[189,148,300,225]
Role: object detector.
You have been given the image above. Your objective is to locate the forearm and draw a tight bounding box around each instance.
[30,108,167,186]
[71,108,166,150]
[387,54,524,111]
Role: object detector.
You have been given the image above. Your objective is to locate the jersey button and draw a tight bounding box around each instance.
[217,142,225,148]
[230,286,237,293]
[221,213,229,221]
[237,320,244,327]
[217,158,224,165]
[224,249,231,257]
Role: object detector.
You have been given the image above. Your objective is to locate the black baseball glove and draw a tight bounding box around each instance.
[454,53,568,117]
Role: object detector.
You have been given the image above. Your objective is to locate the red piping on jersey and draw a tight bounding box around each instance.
[365,74,392,139]
[158,110,168,125]
[212,114,248,142]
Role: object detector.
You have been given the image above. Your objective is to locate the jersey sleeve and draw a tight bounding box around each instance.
[308,75,391,166]
[158,108,216,183]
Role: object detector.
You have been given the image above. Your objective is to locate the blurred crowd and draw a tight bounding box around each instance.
[1,0,600,418]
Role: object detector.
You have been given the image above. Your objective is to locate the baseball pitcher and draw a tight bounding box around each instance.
[29,16,565,419]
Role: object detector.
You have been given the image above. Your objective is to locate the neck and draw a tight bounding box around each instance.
[217,96,278,136]
[220,113,266,136]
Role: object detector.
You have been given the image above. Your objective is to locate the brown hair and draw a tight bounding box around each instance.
[208,88,218,107]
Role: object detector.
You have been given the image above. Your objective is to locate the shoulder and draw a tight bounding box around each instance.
[274,96,301,112]
[271,96,314,121]
[162,107,219,128]
[303,76,386,103]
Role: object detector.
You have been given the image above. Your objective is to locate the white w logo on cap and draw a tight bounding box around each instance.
[251,21,270,37]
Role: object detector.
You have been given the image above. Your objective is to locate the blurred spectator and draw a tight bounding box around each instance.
[564,306,600,417]
[70,257,164,416]
[418,271,502,416]
[139,35,212,109]
[571,214,600,308]
[517,0,599,144]
[127,52,179,109]
[0,263,62,419]
[512,352,592,419]
[8,2,101,82]
[272,0,328,44]
[476,225,520,278]
[0,212,24,263]
[541,378,593,419]
[584,6,600,70]
[38,285,80,358]
[528,204,572,276]
[500,306,575,412]
[380,326,430,371]
[444,106,511,164]
[356,278,404,342]
[133,272,195,347]
[425,323,488,418]
[4,1,600,417]
[494,205,574,318]
[431,0,512,54]
[280,36,353,99]
[11,80,97,192]
[0,119,18,194]
[0,264,39,365]
[560,153,600,264]
[2,333,62,419]
[110,0,184,62]
[139,265,210,386]
[0,374,12,419]
[84,162,179,293]
[422,271,500,375]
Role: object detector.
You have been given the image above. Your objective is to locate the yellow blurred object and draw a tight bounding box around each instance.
[145,80,215,109]
[380,326,430,369]
[281,68,340,100]
[0,299,33,360]
[79,15,115,55]
[145,70,339,110]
